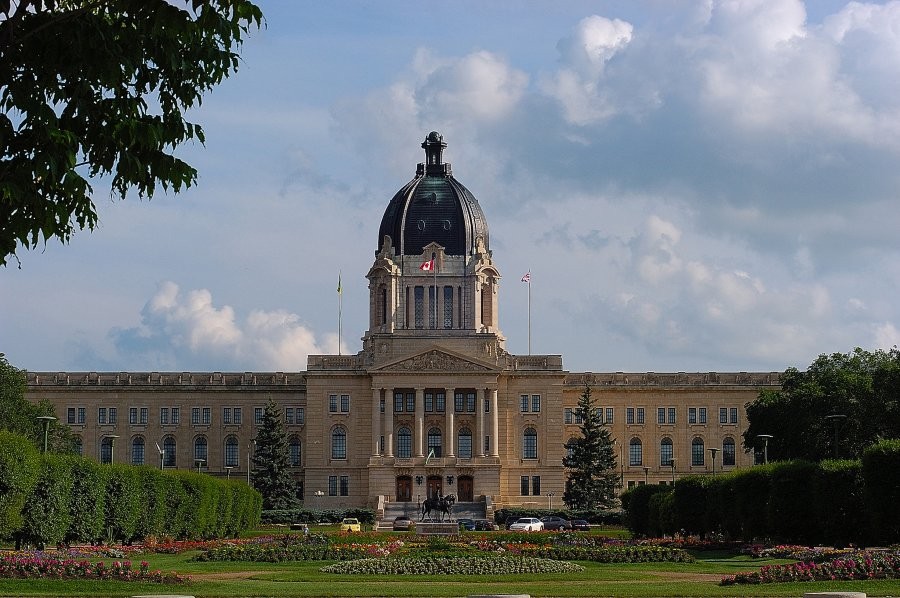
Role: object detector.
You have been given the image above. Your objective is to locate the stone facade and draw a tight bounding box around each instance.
[25,133,780,509]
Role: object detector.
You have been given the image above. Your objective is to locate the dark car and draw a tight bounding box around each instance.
[540,516,572,531]
[570,519,590,531]
[392,516,414,531]
[474,519,499,531]
[457,518,476,531]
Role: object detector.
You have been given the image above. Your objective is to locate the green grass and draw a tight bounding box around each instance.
[2,549,900,597]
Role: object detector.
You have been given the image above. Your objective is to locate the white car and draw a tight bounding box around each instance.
[508,517,544,532]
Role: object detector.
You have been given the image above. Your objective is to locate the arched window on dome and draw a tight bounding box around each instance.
[481,280,493,327]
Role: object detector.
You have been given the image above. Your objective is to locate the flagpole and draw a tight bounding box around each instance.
[337,271,342,356]
[527,273,531,355]
[432,252,437,329]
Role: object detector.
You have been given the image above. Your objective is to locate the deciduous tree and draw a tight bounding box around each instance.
[0,0,263,265]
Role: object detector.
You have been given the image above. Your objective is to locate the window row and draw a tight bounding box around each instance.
[564,406,614,424]
[616,407,740,425]
[625,436,737,467]
[390,391,485,414]
[75,434,303,468]
[407,284,464,330]
[330,426,536,460]
[66,406,304,427]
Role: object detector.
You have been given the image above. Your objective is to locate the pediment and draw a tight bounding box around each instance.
[374,348,497,373]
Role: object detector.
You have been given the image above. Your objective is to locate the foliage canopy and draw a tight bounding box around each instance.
[562,384,619,510]
[0,0,263,265]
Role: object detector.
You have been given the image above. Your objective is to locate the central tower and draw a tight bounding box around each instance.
[363,132,504,363]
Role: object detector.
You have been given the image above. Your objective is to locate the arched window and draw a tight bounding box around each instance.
[289,435,302,467]
[457,427,472,459]
[194,436,208,467]
[73,435,83,456]
[523,427,538,459]
[660,437,673,467]
[692,437,705,466]
[427,427,442,458]
[629,437,642,466]
[397,427,412,458]
[163,436,176,467]
[723,437,736,466]
[224,435,239,468]
[565,437,578,460]
[131,436,145,466]
[331,426,347,459]
[100,436,114,464]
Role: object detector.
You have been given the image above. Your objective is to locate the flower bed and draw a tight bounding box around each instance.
[321,554,584,575]
[0,553,188,583]
[195,536,404,562]
[721,551,900,585]
[470,538,692,563]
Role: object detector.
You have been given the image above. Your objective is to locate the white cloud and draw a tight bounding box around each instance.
[874,322,900,349]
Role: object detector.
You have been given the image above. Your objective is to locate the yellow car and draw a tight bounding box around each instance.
[340,518,361,532]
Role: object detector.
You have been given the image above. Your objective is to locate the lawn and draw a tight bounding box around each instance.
[1,533,899,597]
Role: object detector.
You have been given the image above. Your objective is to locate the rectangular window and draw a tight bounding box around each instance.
[532,476,541,496]
[329,394,338,413]
[720,407,728,424]
[394,392,404,413]
[467,392,476,412]
[574,409,584,424]
[667,407,676,424]
[405,393,414,413]
[626,407,634,424]
[140,407,148,425]
[657,407,665,424]
[484,435,490,455]
[699,407,707,424]
[171,407,180,424]
[191,407,200,425]
[77,407,85,424]
[254,407,263,424]
[484,397,490,413]
[532,394,541,412]
[380,399,385,414]
[443,285,453,329]
[565,408,573,424]
[455,392,465,413]
[285,408,293,424]
[689,407,697,424]
[606,407,614,424]
[730,408,738,424]
[637,408,645,424]
[520,395,529,412]
[629,442,642,466]
[428,285,437,329]
[340,394,350,413]
[425,392,434,412]
[223,408,232,425]
[520,476,529,496]
[108,407,117,424]
[628,480,636,489]
[234,407,242,424]
[160,408,169,425]
[380,435,385,454]
[98,407,107,424]
[295,407,303,424]
[436,392,445,412]
[129,407,138,424]
[67,407,76,424]
[328,475,338,496]
[340,475,349,496]
[414,286,425,329]
[202,407,210,425]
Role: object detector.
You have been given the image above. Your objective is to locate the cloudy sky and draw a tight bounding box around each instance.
[3,0,900,375]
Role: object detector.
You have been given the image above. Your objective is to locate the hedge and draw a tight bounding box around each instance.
[862,439,900,543]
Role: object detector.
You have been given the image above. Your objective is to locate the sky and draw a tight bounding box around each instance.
[3,0,900,375]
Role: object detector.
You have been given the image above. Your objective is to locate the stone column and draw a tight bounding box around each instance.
[445,388,455,457]
[372,388,381,455]
[490,389,499,457]
[476,387,486,457]
[415,387,425,458]
[385,388,394,457]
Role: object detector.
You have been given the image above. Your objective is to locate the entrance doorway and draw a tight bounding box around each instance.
[426,475,442,499]
[396,476,412,502]
[457,475,474,502]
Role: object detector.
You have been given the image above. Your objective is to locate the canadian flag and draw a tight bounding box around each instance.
[420,259,435,271]
[521,272,531,283]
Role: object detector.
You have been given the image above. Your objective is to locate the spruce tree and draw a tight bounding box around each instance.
[563,384,619,510]
[250,398,299,510]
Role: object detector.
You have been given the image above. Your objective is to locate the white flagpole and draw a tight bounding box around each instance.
[527,273,531,355]
[432,252,437,329]
[337,271,342,356]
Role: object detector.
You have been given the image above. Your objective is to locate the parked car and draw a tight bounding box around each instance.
[504,518,521,530]
[508,517,544,532]
[540,516,572,531]
[474,519,499,531]
[340,518,361,532]
[392,516,414,531]
[570,519,591,531]
[457,518,476,531]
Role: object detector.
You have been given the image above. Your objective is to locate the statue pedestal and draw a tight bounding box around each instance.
[416,522,460,536]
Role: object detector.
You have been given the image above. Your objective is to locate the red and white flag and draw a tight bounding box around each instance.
[420,259,435,272]
[521,271,531,283]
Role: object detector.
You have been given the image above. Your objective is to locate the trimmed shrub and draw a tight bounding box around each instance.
[134,466,169,540]
[20,454,73,548]
[0,431,39,540]
[862,439,900,543]
[674,476,709,536]
[67,457,107,544]
[647,490,675,537]
[812,459,865,547]
[731,465,772,541]
[766,460,817,544]
[105,464,145,543]
[621,484,670,537]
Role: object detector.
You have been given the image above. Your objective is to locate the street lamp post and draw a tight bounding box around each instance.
[225,466,234,480]
[548,492,554,510]
[195,458,205,474]
[708,447,719,475]
[756,434,773,464]
[642,466,649,485]
[156,442,164,469]
[670,459,676,485]
[824,414,847,459]
[107,435,119,464]
[36,415,56,454]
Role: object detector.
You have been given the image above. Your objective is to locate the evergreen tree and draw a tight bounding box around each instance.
[563,384,619,510]
[250,398,299,510]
